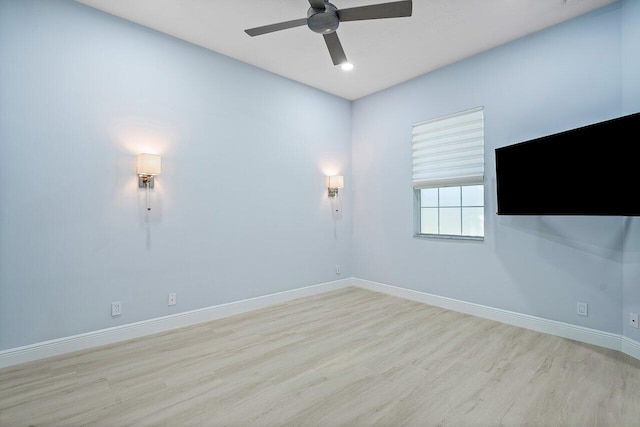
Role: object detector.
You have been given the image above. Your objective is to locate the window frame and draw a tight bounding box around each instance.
[413,185,485,241]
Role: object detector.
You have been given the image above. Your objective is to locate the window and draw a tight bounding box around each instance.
[412,107,484,239]
[419,185,484,237]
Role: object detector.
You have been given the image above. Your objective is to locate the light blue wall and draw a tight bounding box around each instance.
[621,0,640,340]
[351,3,628,333]
[1,0,636,352]
[0,0,352,350]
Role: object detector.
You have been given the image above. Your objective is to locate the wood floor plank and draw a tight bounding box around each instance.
[1,287,639,426]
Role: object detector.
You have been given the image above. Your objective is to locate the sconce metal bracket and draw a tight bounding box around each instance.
[139,175,155,188]
[328,188,339,197]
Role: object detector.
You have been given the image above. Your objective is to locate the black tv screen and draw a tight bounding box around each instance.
[495,112,640,216]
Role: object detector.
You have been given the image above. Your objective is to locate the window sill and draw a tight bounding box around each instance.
[413,233,484,242]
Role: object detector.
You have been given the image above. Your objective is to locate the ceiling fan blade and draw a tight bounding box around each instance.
[323,32,347,66]
[308,0,326,10]
[245,18,308,37]
[338,0,412,22]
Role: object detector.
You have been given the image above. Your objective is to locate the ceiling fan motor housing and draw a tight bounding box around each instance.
[307,2,339,34]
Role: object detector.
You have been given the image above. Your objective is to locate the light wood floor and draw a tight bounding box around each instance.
[2,287,640,426]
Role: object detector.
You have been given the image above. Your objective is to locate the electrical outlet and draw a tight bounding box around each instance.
[631,313,639,329]
[576,302,588,316]
[168,293,176,306]
[336,265,341,275]
[111,301,122,317]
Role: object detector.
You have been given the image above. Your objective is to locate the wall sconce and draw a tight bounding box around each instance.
[137,153,161,212]
[137,153,161,188]
[328,175,344,197]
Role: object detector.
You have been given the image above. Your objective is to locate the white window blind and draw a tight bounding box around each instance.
[412,107,484,189]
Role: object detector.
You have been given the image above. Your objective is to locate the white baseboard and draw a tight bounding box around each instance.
[622,337,640,361]
[0,278,352,369]
[352,278,630,356]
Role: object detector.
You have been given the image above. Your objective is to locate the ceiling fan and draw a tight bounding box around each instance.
[244,0,413,68]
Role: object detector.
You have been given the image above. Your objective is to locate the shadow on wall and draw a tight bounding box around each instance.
[498,215,623,263]
[623,217,640,254]
[489,174,624,263]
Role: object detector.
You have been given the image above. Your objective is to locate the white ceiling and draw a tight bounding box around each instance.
[75,0,617,100]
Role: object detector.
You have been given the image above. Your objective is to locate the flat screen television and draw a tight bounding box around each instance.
[495,112,640,216]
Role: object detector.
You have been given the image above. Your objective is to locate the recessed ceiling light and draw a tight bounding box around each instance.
[341,62,354,71]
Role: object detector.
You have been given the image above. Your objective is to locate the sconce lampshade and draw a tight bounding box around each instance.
[137,153,161,176]
[328,175,344,189]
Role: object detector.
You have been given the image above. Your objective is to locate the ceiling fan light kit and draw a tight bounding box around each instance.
[245,0,412,67]
[307,2,340,34]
